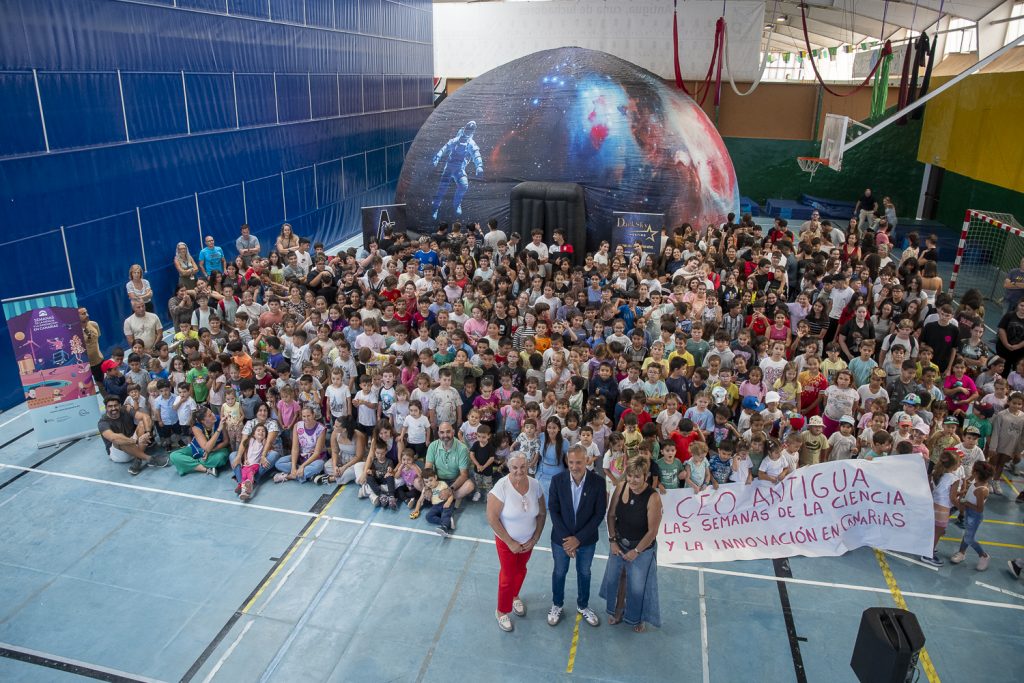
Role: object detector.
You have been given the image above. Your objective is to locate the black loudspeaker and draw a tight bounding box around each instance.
[851,608,926,683]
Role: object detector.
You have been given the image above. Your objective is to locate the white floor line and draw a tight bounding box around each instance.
[0,641,168,683]
[200,619,254,683]
[0,409,28,430]
[975,581,1024,601]
[256,519,332,614]
[6,463,1024,613]
[0,464,364,526]
[879,549,940,572]
[698,568,710,683]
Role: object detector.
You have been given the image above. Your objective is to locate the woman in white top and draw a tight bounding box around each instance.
[921,450,959,567]
[126,263,154,312]
[487,452,546,633]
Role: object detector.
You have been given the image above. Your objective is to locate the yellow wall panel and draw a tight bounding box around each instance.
[918,72,1024,193]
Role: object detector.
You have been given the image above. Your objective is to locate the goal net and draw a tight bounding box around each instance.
[950,209,1024,306]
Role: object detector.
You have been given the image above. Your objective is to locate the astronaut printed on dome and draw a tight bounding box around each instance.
[397,47,739,249]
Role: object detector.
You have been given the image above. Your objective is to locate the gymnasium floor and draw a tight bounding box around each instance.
[0,403,1022,683]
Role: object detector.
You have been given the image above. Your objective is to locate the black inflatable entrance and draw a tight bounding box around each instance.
[508,181,587,265]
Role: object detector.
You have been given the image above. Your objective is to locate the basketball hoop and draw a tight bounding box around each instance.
[797,156,829,181]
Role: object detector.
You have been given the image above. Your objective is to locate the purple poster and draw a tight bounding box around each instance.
[3,290,100,446]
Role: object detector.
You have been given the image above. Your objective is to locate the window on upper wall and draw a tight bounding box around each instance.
[1005,2,1024,46]
[944,17,978,54]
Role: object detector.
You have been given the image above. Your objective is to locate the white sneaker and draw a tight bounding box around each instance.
[578,607,600,627]
[993,481,1003,495]
[273,472,288,483]
[547,605,563,626]
[512,596,526,617]
[472,490,482,502]
[357,484,368,499]
[950,551,966,564]
[496,610,513,632]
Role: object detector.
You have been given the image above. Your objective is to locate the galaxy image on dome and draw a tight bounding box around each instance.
[397,46,740,246]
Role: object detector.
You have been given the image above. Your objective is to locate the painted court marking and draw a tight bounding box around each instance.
[879,549,939,572]
[3,463,1024,614]
[975,581,1024,601]
[0,641,167,683]
[698,568,710,683]
[0,409,28,430]
[873,550,941,683]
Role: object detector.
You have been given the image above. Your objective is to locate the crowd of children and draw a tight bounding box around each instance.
[95,215,1023,560]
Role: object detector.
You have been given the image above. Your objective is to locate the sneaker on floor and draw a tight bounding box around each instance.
[950,551,966,564]
[512,596,526,617]
[495,610,514,632]
[472,490,481,502]
[205,467,217,477]
[578,607,600,627]
[240,481,253,501]
[547,605,563,626]
[1016,491,1024,504]
[388,497,398,510]
[449,514,457,531]
[920,555,944,567]
[1009,560,1023,579]
[273,472,289,483]
[436,525,451,538]
[370,493,380,507]
[977,555,990,571]
[357,484,368,499]
[128,458,145,476]
[953,517,965,529]
[312,473,330,485]
[992,481,1003,495]
[148,453,169,468]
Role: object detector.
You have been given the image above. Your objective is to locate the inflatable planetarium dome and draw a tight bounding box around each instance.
[396,46,740,248]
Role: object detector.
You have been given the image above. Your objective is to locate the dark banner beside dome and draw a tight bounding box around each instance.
[396,47,739,250]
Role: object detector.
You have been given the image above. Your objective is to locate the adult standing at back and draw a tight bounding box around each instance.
[275,222,300,258]
[198,235,226,279]
[546,445,607,628]
[79,307,104,385]
[174,241,200,290]
[487,452,546,633]
[125,264,154,313]
[599,458,662,632]
[236,223,261,267]
[123,300,163,350]
[483,218,507,249]
[854,188,878,232]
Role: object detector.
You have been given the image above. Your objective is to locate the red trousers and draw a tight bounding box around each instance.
[495,536,533,614]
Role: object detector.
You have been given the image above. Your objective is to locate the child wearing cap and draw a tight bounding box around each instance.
[928,417,962,467]
[799,416,829,466]
[760,391,784,437]
[828,416,858,461]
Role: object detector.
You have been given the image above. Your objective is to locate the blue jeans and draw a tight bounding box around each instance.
[274,456,324,482]
[552,542,596,609]
[426,502,453,529]
[959,508,986,556]
[232,449,281,483]
[598,545,661,627]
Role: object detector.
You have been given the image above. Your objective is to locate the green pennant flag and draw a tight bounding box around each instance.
[767,54,774,63]
[812,49,819,58]
[860,42,868,51]
[783,52,791,62]
[829,46,838,57]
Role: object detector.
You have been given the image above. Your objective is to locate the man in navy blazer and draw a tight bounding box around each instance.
[547,445,608,627]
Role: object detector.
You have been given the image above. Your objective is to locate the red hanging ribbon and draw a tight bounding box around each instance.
[673,1,726,106]
[801,5,892,97]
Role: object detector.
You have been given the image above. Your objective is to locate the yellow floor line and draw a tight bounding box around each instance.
[241,485,345,614]
[1002,474,1021,496]
[940,536,1024,550]
[984,519,1024,527]
[872,549,941,683]
[565,612,582,673]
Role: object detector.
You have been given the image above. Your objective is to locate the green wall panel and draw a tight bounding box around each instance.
[724,118,926,219]
[935,170,1024,236]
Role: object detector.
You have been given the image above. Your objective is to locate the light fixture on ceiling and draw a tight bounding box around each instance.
[776,15,788,23]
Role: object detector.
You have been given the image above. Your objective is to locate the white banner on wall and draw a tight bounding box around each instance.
[434,0,765,81]
[658,455,934,564]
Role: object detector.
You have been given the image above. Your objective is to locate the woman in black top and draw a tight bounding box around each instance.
[599,458,663,632]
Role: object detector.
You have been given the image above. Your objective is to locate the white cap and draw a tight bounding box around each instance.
[764,391,781,404]
[712,386,728,404]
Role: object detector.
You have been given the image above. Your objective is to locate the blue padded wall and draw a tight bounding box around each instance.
[0,0,433,410]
